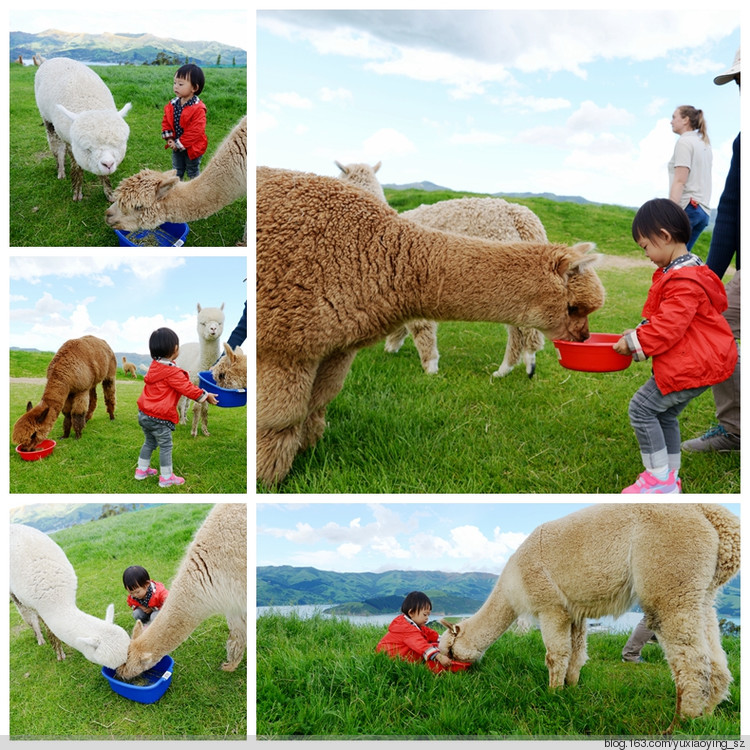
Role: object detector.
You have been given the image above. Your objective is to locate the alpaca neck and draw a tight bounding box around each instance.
[464,569,519,652]
[200,336,221,367]
[38,605,99,649]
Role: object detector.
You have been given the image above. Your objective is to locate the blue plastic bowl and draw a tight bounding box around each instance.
[198,370,247,408]
[115,222,189,247]
[101,655,174,704]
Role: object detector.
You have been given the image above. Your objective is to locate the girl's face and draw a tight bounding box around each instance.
[173,76,198,100]
[408,606,431,626]
[636,230,685,269]
[671,108,690,134]
[128,582,150,598]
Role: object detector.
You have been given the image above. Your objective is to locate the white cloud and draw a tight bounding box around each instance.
[362,128,416,159]
[320,86,353,102]
[450,129,507,146]
[257,112,278,133]
[270,92,313,109]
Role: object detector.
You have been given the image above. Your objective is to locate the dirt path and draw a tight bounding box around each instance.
[10,378,142,385]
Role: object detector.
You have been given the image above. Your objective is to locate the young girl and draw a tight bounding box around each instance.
[162,63,207,179]
[376,591,454,672]
[135,327,218,487]
[123,565,169,625]
[614,198,737,493]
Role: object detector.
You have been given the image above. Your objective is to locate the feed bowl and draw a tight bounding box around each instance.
[101,655,174,704]
[198,370,247,408]
[16,439,56,461]
[427,659,472,674]
[115,222,189,247]
[553,333,632,372]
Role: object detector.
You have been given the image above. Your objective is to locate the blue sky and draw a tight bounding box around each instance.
[257,502,741,575]
[9,255,247,355]
[257,10,740,209]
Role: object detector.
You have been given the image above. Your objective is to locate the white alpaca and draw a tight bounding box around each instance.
[116,504,247,679]
[105,115,247,246]
[438,504,740,731]
[336,161,547,376]
[35,58,132,201]
[10,524,131,669]
[210,342,247,390]
[176,303,225,437]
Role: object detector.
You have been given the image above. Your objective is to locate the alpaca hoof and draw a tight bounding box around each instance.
[423,360,439,374]
[221,661,238,672]
[492,364,512,378]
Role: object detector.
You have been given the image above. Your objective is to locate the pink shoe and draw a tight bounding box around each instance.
[159,473,185,488]
[621,470,680,494]
[134,468,158,480]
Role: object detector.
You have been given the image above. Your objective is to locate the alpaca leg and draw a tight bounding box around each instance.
[538,610,574,688]
[70,390,90,438]
[61,393,74,438]
[177,396,189,425]
[521,327,545,378]
[384,325,409,354]
[86,386,98,422]
[100,175,115,201]
[191,401,209,438]
[565,620,588,686]
[68,147,84,201]
[11,595,46,646]
[200,401,210,437]
[43,621,66,661]
[493,325,523,378]
[221,613,247,671]
[408,320,440,374]
[702,600,732,713]
[102,378,116,420]
[44,121,66,180]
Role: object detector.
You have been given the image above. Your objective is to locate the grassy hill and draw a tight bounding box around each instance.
[10,504,246,739]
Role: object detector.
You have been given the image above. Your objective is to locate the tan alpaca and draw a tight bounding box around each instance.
[257,167,605,486]
[12,335,117,450]
[439,504,740,732]
[211,342,247,390]
[116,504,246,679]
[121,356,137,378]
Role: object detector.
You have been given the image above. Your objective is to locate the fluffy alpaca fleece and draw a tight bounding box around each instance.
[10,524,130,668]
[35,58,131,201]
[105,115,247,245]
[257,167,605,486]
[336,161,547,377]
[175,303,225,437]
[438,504,740,730]
[12,335,117,451]
[116,504,247,679]
[121,356,137,377]
[211,342,247,390]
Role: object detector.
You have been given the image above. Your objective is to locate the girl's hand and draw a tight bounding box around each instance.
[206,393,219,405]
[612,337,631,356]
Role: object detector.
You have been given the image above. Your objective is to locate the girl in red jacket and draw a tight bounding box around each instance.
[123,565,169,626]
[135,327,218,487]
[614,198,738,493]
[376,591,454,672]
[162,63,207,179]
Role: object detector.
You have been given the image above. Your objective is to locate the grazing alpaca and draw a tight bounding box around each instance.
[257,167,604,486]
[175,303,225,436]
[10,524,130,668]
[12,335,117,451]
[116,504,247,679]
[211,342,247,390]
[336,160,547,377]
[438,504,740,731]
[105,115,247,246]
[121,356,137,378]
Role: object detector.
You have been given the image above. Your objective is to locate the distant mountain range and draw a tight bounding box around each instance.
[10,29,246,66]
[257,565,740,619]
[11,347,152,370]
[10,503,158,533]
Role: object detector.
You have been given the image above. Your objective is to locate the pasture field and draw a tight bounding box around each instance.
[256,613,740,739]
[258,192,738,494]
[10,63,247,247]
[9,504,246,739]
[10,350,247,494]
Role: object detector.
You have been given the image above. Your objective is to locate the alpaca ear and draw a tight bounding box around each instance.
[77,636,100,649]
[35,407,50,424]
[156,172,180,199]
[105,603,115,623]
[568,243,601,275]
[26,401,33,413]
[118,102,132,118]
[132,620,144,639]
[440,619,457,635]
[335,160,347,174]
[373,161,382,173]
[56,104,79,122]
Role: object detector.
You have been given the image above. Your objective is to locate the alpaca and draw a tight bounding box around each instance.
[35,58,132,201]
[12,335,117,451]
[211,342,247,390]
[336,160,547,377]
[175,303,225,436]
[105,115,247,246]
[121,356,137,378]
[257,167,605,486]
[10,524,131,668]
[438,504,740,731]
[115,504,247,679]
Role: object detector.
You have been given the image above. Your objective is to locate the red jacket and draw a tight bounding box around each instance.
[635,265,737,395]
[126,580,169,611]
[376,615,441,663]
[162,98,208,160]
[137,359,208,423]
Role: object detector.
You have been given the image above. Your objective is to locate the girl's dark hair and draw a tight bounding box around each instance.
[123,565,150,590]
[176,63,205,95]
[149,327,179,359]
[631,198,691,245]
[401,591,432,616]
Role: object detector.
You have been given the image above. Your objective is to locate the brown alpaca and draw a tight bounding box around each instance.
[12,335,117,451]
[121,356,137,378]
[257,167,606,486]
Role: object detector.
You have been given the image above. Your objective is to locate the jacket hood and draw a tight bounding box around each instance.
[145,360,183,384]
[660,265,729,314]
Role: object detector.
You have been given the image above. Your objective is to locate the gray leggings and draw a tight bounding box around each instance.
[628,376,708,472]
[138,411,175,472]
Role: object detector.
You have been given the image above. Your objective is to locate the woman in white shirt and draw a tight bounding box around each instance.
[668,105,712,251]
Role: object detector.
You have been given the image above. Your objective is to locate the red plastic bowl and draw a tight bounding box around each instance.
[16,439,57,461]
[428,659,473,674]
[553,333,632,372]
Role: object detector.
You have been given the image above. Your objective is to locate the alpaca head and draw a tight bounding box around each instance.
[105,168,182,230]
[12,401,55,451]
[115,619,161,680]
[438,619,485,663]
[196,302,225,342]
[211,342,247,390]
[335,160,386,201]
[76,604,131,669]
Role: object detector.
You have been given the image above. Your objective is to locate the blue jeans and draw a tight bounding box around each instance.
[172,150,202,179]
[628,376,708,473]
[684,202,709,251]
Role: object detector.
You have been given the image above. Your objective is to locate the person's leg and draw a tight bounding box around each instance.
[684,203,709,252]
[622,616,657,662]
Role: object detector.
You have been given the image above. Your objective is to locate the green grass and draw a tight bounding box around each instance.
[10,504,246,739]
[10,350,246,494]
[259,190,738,493]
[256,613,740,739]
[10,63,247,246]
